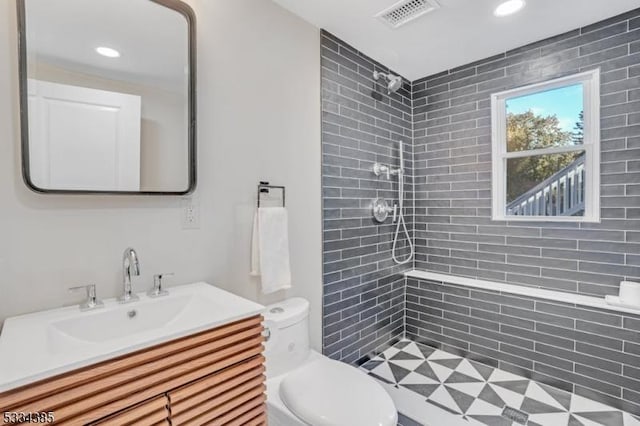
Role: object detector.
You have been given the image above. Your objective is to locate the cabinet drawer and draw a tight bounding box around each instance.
[169,356,266,426]
[90,395,169,426]
[0,315,264,425]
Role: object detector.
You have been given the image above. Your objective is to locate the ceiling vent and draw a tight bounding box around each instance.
[376,0,440,29]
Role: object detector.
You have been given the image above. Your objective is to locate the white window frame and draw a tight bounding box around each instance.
[491,69,601,223]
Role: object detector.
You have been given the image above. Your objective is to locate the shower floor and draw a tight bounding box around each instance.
[361,340,640,426]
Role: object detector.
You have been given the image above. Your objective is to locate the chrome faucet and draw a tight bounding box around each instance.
[69,284,103,311]
[118,247,140,303]
[147,273,173,298]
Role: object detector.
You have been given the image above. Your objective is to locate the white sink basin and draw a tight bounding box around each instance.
[49,294,193,344]
[0,282,264,392]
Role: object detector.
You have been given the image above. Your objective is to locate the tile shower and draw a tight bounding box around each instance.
[321,30,413,363]
[322,7,640,419]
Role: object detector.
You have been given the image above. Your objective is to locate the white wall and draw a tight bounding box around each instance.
[0,0,323,350]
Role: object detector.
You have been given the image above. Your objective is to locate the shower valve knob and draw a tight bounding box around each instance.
[372,198,393,223]
[372,163,390,179]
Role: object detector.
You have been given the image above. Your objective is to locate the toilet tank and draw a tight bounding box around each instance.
[263,298,310,378]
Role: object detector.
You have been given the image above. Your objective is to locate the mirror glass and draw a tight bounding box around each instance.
[19,0,195,194]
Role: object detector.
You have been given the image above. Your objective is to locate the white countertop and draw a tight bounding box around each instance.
[0,282,264,392]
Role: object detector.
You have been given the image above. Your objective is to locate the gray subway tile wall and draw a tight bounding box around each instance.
[321,30,413,363]
[412,9,640,297]
[320,7,640,414]
[406,277,640,415]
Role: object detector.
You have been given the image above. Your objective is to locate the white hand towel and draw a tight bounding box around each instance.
[250,212,261,276]
[250,207,292,294]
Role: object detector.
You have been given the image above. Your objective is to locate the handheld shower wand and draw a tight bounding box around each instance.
[392,140,414,265]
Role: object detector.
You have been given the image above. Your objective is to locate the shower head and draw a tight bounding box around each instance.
[373,71,402,94]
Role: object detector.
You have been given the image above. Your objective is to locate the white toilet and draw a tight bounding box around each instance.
[263,298,398,426]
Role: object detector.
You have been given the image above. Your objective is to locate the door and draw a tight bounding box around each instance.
[27,79,142,191]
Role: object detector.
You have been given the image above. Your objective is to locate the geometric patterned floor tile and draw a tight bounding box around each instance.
[428,349,462,361]
[414,361,442,383]
[361,359,384,371]
[369,361,395,384]
[446,370,485,384]
[381,346,401,360]
[395,340,411,350]
[402,383,441,398]
[417,344,437,359]
[570,395,619,413]
[527,412,571,425]
[404,341,429,359]
[491,380,530,395]
[400,370,440,386]
[391,359,428,372]
[429,384,463,414]
[360,339,636,426]
[391,350,423,361]
[539,383,572,411]
[573,411,624,426]
[490,383,526,410]
[469,415,514,426]
[389,362,413,383]
[571,414,613,426]
[520,397,565,415]
[431,357,464,370]
[487,368,525,383]
[430,362,455,383]
[446,381,486,398]
[525,382,567,412]
[446,385,477,413]
[458,358,490,382]
[624,413,640,426]
[466,397,504,417]
[471,360,497,381]
[478,383,506,409]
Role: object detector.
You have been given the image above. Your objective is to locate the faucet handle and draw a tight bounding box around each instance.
[69,284,104,311]
[148,273,173,298]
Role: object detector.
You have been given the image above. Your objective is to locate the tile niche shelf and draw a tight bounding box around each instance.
[405,270,640,316]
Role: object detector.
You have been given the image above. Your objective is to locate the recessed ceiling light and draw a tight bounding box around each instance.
[494,0,525,17]
[95,46,120,58]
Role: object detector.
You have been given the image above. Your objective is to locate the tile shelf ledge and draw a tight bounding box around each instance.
[405,270,640,317]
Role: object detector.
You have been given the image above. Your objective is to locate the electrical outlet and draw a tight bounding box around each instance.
[181,198,200,229]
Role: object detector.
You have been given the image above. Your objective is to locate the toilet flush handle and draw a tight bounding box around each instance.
[262,327,272,342]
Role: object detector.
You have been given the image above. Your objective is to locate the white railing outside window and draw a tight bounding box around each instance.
[507,154,585,217]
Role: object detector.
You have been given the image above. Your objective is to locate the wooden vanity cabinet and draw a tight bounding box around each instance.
[91,395,170,426]
[0,315,266,425]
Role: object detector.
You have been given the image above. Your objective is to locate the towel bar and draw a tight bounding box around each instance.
[257,181,285,208]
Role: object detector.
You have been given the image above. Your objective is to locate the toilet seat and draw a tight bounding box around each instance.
[279,357,397,426]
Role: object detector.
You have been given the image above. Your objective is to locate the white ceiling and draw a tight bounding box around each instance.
[272,0,640,81]
[25,0,189,91]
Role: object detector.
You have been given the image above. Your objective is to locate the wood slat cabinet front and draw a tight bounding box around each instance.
[0,315,266,426]
[90,395,170,426]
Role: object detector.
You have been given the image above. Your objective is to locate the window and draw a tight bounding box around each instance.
[491,70,600,222]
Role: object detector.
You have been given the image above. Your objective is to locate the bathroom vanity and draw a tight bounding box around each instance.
[0,283,266,425]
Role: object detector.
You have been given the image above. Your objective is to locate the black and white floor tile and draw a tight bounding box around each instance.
[362,340,640,426]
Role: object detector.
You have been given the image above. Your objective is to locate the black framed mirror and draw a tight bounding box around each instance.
[17,0,196,195]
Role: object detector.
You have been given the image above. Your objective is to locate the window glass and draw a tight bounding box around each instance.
[506,84,584,152]
[507,151,585,217]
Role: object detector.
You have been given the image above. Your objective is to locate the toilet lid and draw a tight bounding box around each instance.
[279,357,397,426]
